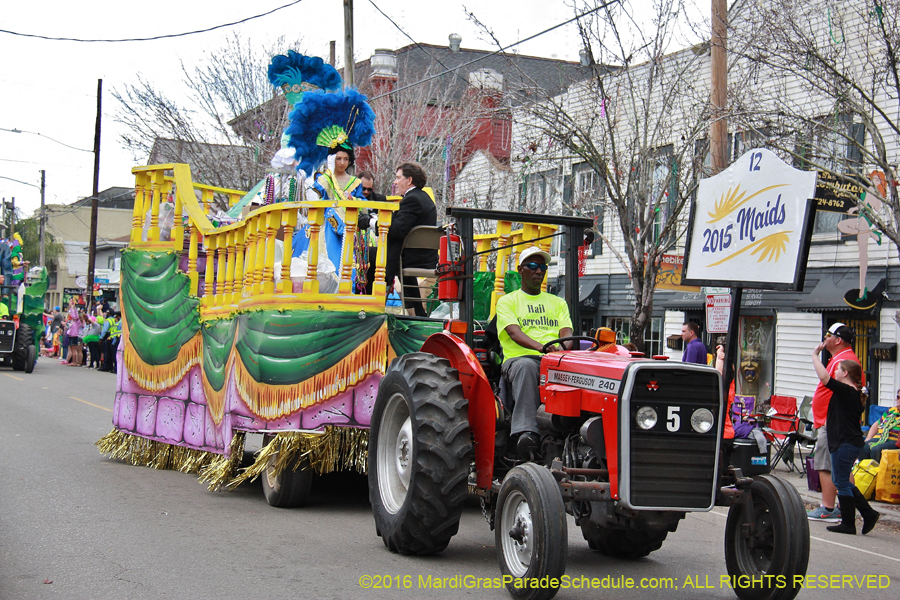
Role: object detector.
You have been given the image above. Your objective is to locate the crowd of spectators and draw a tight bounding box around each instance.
[41,298,120,373]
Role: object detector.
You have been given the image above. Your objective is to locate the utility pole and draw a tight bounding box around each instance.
[710,0,741,394]
[87,79,102,310]
[710,0,728,175]
[9,197,14,237]
[39,170,46,268]
[343,0,354,87]
[330,40,336,67]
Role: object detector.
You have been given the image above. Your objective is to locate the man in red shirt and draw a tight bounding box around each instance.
[807,323,859,522]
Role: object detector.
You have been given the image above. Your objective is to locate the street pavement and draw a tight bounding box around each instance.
[1,357,898,600]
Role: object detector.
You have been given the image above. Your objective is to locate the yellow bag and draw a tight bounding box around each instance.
[875,449,900,504]
[852,459,879,500]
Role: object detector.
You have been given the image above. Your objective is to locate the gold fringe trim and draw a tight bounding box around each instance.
[95,429,218,474]
[233,324,388,421]
[201,351,234,426]
[124,333,203,392]
[227,427,368,489]
[198,431,247,491]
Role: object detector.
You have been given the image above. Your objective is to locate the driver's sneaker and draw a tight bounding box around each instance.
[516,432,540,462]
[807,505,841,522]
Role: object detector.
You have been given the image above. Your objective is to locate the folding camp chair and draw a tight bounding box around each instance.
[762,395,811,475]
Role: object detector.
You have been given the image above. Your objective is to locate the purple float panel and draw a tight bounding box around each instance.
[156,398,186,443]
[183,402,206,447]
[302,387,354,429]
[116,393,138,431]
[189,366,206,405]
[136,395,159,437]
[353,373,381,426]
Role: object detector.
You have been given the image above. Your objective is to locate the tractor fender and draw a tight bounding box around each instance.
[420,331,496,489]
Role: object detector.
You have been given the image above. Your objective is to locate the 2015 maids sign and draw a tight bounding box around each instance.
[683,149,818,291]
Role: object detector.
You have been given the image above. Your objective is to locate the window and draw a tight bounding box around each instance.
[605,316,663,356]
[520,169,562,214]
[572,162,605,255]
[648,145,676,247]
[415,136,445,165]
[794,115,866,235]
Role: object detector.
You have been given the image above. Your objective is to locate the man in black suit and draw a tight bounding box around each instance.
[386,162,438,316]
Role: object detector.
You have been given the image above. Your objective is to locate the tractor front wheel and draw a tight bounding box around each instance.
[724,474,810,600]
[495,463,567,600]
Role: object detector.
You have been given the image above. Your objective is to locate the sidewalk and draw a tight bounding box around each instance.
[768,460,900,524]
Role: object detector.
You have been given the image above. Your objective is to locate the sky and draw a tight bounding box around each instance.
[0,0,685,219]
[0,0,588,218]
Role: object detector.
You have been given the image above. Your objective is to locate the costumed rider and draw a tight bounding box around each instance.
[281,62,375,290]
[496,246,573,461]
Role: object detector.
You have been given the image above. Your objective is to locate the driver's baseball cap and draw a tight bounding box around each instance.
[519,246,551,266]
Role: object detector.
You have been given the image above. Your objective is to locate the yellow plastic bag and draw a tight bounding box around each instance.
[852,459,879,500]
[875,449,900,504]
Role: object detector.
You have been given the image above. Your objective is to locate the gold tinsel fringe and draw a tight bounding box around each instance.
[227,427,369,489]
[95,429,218,474]
[201,351,234,426]
[198,431,247,491]
[233,325,388,421]
[124,333,203,392]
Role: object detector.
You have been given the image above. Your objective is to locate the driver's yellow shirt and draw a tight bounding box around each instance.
[0,302,9,318]
[496,289,573,362]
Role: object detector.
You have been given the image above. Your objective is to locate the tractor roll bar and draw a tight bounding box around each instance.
[446,207,594,348]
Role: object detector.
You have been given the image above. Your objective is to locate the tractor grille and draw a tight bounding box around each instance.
[0,321,14,354]
[626,366,720,510]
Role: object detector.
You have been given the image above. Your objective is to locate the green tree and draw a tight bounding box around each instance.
[14,217,64,271]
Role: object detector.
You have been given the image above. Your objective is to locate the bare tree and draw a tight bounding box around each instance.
[473,0,712,350]
[355,58,494,215]
[113,34,303,191]
[729,0,900,250]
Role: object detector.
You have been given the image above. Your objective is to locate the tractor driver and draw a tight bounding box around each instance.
[496,246,573,461]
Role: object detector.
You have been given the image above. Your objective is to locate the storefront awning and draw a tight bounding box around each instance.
[662,292,706,310]
[795,273,885,312]
[579,283,602,312]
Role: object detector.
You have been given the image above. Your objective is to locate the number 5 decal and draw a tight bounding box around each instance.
[667,406,681,432]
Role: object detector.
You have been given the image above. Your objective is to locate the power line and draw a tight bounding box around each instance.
[367,0,471,88]
[0,0,306,43]
[0,127,93,153]
[368,0,620,101]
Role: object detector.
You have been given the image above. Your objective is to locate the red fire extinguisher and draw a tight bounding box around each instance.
[437,228,462,301]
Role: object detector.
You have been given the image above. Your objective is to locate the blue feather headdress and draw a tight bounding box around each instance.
[268,50,342,106]
[286,88,376,175]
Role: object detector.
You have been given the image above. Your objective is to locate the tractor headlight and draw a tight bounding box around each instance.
[691,408,715,433]
[635,406,658,430]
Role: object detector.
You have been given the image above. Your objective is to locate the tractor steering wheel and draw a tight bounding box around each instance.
[541,336,602,353]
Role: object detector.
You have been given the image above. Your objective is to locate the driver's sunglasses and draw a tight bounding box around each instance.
[522,262,549,272]
[362,187,373,193]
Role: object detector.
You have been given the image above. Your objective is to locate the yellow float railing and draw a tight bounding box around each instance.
[474,223,557,318]
[129,164,398,317]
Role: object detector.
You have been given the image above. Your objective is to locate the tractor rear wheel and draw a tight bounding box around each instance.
[368,353,472,555]
[580,521,670,559]
[495,463,567,600]
[24,344,36,373]
[724,474,809,600]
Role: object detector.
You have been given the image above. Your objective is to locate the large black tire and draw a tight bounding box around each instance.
[368,353,472,555]
[580,521,671,559]
[261,454,313,508]
[24,344,36,373]
[11,324,34,372]
[496,463,568,600]
[725,474,810,600]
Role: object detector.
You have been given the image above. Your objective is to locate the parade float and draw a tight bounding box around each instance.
[0,233,44,373]
[96,51,553,506]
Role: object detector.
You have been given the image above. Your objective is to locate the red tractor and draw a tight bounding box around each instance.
[368,208,809,600]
